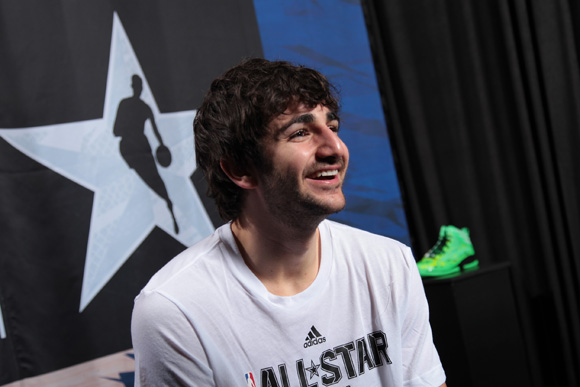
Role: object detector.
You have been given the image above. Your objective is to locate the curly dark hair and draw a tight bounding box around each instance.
[193,58,340,221]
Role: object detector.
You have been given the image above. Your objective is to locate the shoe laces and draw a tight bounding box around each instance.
[425,235,449,258]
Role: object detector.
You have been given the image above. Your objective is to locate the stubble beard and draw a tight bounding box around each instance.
[260,165,346,231]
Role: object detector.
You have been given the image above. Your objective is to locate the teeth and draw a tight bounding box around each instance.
[316,170,338,178]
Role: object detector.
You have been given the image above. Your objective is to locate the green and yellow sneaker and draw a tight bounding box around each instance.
[417,225,478,277]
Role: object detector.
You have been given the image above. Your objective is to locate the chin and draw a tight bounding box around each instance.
[305,195,346,217]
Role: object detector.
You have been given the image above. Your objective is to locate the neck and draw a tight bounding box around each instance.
[231,213,322,297]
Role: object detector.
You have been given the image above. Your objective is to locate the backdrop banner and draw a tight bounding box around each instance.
[0,1,406,384]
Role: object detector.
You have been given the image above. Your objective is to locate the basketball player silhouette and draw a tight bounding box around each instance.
[113,74,179,234]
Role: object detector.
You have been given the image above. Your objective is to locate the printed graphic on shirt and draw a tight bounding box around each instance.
[304,326,326,348]
[258,330,392,387]
[245,372,257,387]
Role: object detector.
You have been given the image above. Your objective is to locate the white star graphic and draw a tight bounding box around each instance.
[0,13,215,312]
[0,304,6,339]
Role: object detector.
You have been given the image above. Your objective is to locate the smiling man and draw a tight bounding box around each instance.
[131,58,447,387]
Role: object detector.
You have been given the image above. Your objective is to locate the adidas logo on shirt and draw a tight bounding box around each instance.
[304,325,326,348]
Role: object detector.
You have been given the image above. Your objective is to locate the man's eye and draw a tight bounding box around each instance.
[329,125,340,133]
[290,129,308,139]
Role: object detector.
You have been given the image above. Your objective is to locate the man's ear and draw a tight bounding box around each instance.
[220,158,257,189]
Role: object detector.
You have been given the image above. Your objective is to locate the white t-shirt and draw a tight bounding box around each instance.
[132,220,446,387]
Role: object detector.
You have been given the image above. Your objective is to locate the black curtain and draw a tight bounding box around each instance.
[363,0,580,386]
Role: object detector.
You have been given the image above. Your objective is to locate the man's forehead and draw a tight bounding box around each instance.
[268,104,338,130]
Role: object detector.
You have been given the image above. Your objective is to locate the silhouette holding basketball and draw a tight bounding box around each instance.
[113,74,179,234]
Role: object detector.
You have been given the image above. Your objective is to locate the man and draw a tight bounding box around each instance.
[131,58,447,386]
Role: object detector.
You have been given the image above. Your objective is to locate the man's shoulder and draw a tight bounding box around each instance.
[141,225,228,293]
[322,219,408,249]
[322,220,419,289]
[322,219,415,271]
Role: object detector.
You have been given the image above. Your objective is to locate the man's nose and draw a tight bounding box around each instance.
[316,126,347,161]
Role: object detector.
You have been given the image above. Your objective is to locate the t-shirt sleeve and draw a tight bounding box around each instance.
[131,290,215,386]
[400,247,447,387]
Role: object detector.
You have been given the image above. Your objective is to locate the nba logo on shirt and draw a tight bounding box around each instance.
[245,372,256,387]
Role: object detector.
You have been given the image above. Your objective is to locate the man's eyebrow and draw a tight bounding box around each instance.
[276,113,315,134]
[275,110,340,135]
[327,111,340,123]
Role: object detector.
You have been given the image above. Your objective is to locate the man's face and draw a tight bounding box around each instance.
[255,104,349,227]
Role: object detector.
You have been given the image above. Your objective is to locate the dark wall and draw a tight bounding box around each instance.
[363,0,580,385]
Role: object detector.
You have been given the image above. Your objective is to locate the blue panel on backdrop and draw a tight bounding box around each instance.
[252,0,410,244]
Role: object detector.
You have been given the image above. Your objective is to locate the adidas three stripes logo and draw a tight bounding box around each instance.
[304,325,326,348]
